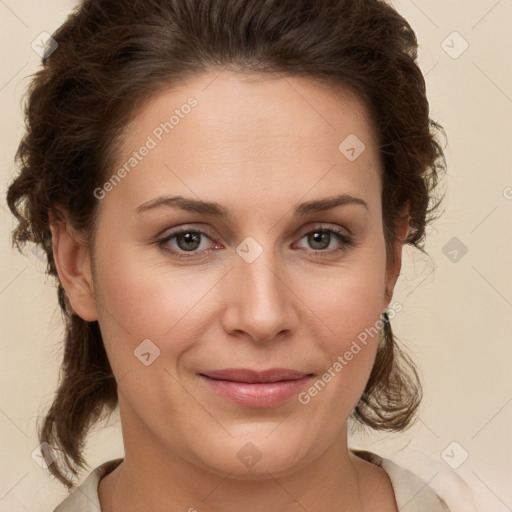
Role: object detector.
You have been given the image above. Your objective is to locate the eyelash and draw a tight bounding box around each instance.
[157,224,356,260]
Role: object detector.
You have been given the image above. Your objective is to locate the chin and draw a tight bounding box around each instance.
[193,435,314,480]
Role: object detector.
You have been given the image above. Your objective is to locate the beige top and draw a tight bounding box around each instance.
[53,450,450,511]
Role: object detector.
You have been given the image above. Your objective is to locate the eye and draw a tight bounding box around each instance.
[294,225,355,255]
[158,228,218,258]
[157,224,355,259]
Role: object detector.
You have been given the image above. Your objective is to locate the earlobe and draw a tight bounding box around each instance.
[49,209,98,322]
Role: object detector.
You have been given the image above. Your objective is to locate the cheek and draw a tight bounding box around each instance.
[296,246,388,406]
[303,243,388,340]
[296,296,384,427]
[91,236,226,377]
[313,275,384,372]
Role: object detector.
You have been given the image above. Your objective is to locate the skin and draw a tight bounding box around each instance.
[50,71,408,512]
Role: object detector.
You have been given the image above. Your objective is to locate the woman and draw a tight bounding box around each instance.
[6,0,448,510]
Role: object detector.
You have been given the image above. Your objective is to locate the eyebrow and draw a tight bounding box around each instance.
[135,193,368,218]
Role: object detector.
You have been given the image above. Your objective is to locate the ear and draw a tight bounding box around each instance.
[49,207,98,322]
[383,213,409,310]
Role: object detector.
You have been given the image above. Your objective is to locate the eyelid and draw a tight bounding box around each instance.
[296,222,351,238]
[160,224,216,239]
[158,221,350,241]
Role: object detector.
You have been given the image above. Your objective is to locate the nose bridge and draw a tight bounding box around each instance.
[223,238,296,342]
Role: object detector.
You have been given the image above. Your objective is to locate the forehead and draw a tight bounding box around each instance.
[126,71,377,150]
[102,71,382,216]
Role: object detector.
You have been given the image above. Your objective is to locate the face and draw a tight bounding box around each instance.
[64,71,404,478]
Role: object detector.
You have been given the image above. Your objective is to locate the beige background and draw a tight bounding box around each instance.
[1,1,511,510]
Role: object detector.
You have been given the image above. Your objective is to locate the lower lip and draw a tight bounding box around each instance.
[200,375,313,408]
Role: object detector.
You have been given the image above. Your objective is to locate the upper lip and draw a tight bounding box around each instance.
[200,368,312,383]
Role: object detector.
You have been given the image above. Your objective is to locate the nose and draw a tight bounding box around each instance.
[221,247,298,344]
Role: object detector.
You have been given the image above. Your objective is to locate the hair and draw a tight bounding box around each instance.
[6,0,445,490]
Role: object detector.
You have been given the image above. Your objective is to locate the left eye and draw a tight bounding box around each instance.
[158,226,354,258]
[296,228,353,252]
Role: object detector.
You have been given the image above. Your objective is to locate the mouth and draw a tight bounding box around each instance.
[198,368,314,407]
[200,367,311,383]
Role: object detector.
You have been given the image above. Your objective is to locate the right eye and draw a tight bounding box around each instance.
[158,227,221,258]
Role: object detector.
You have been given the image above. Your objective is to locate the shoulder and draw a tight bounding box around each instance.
[52,458,123,512]
[350,449,451,512]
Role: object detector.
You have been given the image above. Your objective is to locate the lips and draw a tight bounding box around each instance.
[200,368,311,383]
[199,368,314,407]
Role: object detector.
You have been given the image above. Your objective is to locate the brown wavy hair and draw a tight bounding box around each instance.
[6,0,446,490]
